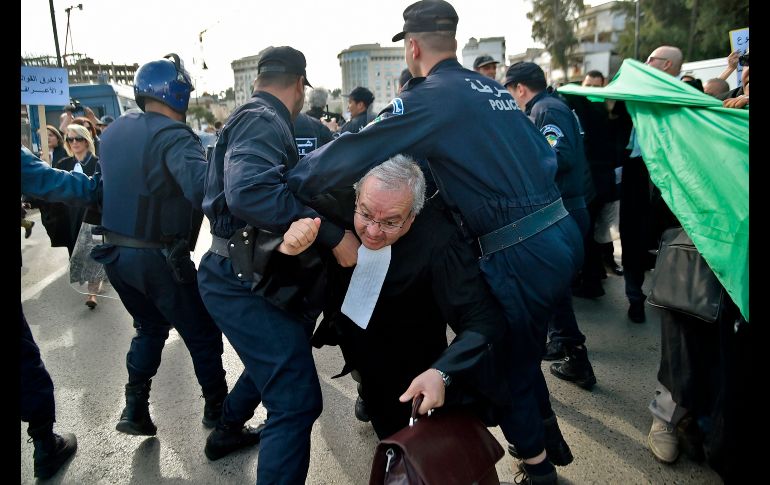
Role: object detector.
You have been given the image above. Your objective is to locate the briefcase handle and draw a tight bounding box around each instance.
[408,394,434,427]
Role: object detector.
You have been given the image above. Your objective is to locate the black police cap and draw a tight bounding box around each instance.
[392,0,459,42]
[348,87,374,106]
[258,46,312,87]
[474,55,498,70]
[503,61,546,87]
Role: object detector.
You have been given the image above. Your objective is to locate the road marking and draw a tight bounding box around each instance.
[21,265,68,301]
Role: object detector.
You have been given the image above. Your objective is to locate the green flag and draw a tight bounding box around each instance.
[560,59,749,321]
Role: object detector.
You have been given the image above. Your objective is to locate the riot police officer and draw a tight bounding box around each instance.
[94,54,231,441]
[288,1,582,483]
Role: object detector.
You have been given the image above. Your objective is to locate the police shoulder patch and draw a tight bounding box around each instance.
[369,97,405,126]
[541,124,564,147]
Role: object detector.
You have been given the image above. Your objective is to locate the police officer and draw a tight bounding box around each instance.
[94,54,231,440]
[288,1,582,482]
[21,145,100,479]
[339,86,375,134]
[197,46,353,484]
[294,112,334,158]
[503,62,597,390]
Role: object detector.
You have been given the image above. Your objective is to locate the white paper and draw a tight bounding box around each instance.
[341,245,392,329]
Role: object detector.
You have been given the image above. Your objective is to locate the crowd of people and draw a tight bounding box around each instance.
[21,0,749,483]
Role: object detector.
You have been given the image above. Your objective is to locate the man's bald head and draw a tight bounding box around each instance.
[646,46,683,76]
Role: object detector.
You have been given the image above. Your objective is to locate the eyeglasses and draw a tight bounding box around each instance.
[66,136,86,143]
[738,53,749,67]
[645,56,668,65]
[354,209,411,234]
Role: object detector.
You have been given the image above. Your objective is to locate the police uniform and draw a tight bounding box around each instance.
[338,110,374,134]
[198,47,341,484]
[94,58,228,437]
[288,3,583,463]
[294,112,333,158]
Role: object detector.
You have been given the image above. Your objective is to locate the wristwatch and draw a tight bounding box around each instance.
[434,368,452,387]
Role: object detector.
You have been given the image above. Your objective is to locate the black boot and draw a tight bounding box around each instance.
[542,414,574,466]
[202,386,228,428]
[550,345,597,390]
[204,421,265,461]
[354,382,370,422]
[116,380,157,436]
[32,432,78,479]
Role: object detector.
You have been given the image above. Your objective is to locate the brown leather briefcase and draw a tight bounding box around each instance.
[369,396,504,485]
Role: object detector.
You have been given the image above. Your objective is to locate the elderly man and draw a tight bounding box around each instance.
[289,2,582,482]
[312,155,509,440]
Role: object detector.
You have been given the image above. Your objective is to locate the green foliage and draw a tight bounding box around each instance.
[528,0,586,80]
[331,88,342,98]
[614,0,749,62]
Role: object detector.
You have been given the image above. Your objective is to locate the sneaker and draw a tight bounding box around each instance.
[549,346,597,390]
[512,461,558,485]
[32,432,78,479]
[542,340,565,361]
[204,422,265,461]
[627,300,646,323]
[648,416,679,463]
[354,395,370,422]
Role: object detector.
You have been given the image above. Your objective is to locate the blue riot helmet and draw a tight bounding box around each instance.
[134,53,194,114]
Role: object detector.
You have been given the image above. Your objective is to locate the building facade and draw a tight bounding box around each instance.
[462,37,507,80]
[338,44,406,114]
[231,52,265,107]
[569,1,627,81]
[23,53,139,85]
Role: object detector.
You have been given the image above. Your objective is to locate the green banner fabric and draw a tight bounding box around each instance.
[559,59,749,321]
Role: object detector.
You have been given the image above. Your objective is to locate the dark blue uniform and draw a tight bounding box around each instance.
[94,112,227,405]
[525,90,591,350]
[21,145,98,440]
[338,110,373,135]
[199,92,341,484]
[288,58,583,459]
[294,112,333,158]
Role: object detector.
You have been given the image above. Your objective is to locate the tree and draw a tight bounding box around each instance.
[527,0,585,82]
[188,105,215,126]
[613,0,749,62]
[331,88,342,98]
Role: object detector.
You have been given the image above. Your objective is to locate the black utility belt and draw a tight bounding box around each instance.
[477,198,568,257]
[209,235,232,258]
[104,232,165,249]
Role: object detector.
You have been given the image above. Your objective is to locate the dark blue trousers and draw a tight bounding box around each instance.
[547,207,589,347]
[197,253,323,485]
[482,216,583,459]
[95,246,226,396]
[20,303,55,437]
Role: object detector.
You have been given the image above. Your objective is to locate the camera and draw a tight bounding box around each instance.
[70,99,85,117]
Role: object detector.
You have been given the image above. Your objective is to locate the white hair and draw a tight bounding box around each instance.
[354,154,426,215]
